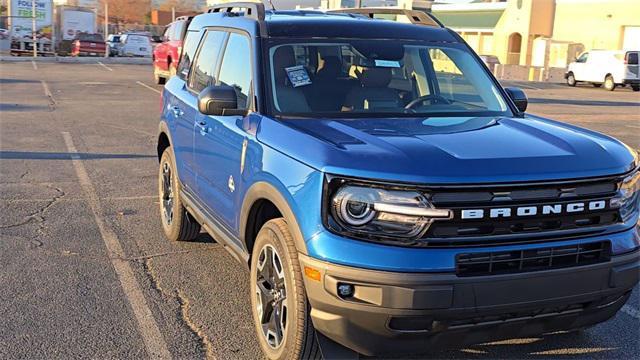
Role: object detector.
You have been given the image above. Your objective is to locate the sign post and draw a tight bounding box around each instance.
[32,0,37,57]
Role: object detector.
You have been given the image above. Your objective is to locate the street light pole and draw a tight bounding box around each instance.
[32,0,37,57]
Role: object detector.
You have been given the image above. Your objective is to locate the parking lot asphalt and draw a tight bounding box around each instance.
[0,62,638,359]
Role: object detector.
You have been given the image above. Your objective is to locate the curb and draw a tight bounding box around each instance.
[0,56,151,65]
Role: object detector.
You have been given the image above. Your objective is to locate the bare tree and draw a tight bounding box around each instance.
[158,0,203,13]
[98,0,152,25]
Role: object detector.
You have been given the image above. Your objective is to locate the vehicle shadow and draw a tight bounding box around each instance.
[0,103,51,112]
[528,98,640,107]
[0,151,155,160]
[0,78,40,84]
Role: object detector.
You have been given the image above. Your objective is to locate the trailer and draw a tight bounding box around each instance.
[55,6,96,55]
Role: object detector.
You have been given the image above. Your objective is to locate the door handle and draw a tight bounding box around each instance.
[195,120,208,135]
[170,106,183,117]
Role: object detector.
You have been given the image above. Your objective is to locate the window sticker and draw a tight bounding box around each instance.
[285,65,312,87]
[374,59,401,68]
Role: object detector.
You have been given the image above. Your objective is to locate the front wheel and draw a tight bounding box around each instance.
[604,75,616,91]
[632,85,640,92]
[566,72,576,86]
[158,147,201,241]
[250,219,321,360]
[154,66,166,85]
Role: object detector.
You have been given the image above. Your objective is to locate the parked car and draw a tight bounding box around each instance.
[106,34,121,57]
[479,54,500,72]
[157,4,640,359]
[71,33,106,57]
[118,33,152,57]
[152,16,192,84]
[0,28,9,40]
[566,50,640,91]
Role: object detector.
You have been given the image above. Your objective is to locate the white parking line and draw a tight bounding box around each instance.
[31,60,38,70]
[136,81,162,94]
[61,131,171,359]
[40,80,56,105]
[97,61,113,71]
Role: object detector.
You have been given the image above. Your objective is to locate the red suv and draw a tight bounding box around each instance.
[153,16,192,84]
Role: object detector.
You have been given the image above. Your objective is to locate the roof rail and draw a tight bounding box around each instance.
[327,7,444,28]
[207,1,266,21]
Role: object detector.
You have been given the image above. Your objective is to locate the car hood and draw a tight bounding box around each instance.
[256,115,637,184]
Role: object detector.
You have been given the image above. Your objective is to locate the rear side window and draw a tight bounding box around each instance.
[218,33,252,109]
[178,31,202,80]
[627,52,639,65]
[163,25,173,41]
[188,30,227,93]
[172,21,186,41]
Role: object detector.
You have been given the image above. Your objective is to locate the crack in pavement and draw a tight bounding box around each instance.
[0,183,66,248]
[143,258,216,359]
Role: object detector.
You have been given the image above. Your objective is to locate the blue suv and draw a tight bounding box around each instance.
[157,4,640,359]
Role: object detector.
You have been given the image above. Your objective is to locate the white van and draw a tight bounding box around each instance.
[118,34,152,57]
[565,50,639,91]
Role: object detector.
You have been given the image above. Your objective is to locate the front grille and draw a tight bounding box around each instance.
[456,241,611,277]
[424,178,621,246]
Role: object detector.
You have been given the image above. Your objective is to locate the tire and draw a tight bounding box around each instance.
[566,72,576,87]
[592,83,602,88]
[158,147,201,241]
[604,75,616,91]
[250,219,321,360]
[154,66,166,85]
[632,85,640,92]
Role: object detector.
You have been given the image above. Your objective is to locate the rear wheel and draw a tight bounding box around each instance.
[604,75,616,91]
[566,72,576,86]
[158,147,200,241]
[154,66,166,85]
[250,219,321,360]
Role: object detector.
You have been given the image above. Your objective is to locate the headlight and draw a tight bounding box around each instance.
[329,185,451,242]
[611,170,640,222]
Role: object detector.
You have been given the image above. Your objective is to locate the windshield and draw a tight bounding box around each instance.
[267,39,511,118]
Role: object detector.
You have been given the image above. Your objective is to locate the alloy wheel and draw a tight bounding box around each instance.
[161,161,174,225]
[255,244,288,349]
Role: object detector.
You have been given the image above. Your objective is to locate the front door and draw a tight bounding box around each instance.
[195,32,253,232]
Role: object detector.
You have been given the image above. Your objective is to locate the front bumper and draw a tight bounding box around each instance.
[300,250,639,356]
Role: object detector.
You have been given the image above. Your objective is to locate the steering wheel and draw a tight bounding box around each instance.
[404,94,451,110]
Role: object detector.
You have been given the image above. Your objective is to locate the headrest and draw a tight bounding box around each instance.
[273,46,296,86]
[358,67,392,88]
[316,56,341,79]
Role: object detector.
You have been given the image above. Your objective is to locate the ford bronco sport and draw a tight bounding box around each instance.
[156,3,640,359]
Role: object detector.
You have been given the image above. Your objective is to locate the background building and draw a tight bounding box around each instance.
[430,0,640,68]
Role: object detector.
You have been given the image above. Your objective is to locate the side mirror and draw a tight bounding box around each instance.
[504,87,528,113]
[197,85,240,116]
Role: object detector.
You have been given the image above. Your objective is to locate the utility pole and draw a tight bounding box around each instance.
[104,2,109,58]
[32,0,37,57]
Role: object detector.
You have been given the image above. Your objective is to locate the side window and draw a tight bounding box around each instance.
[188,30,226,93]
[177,30,202,80]
[218,33,252,109]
